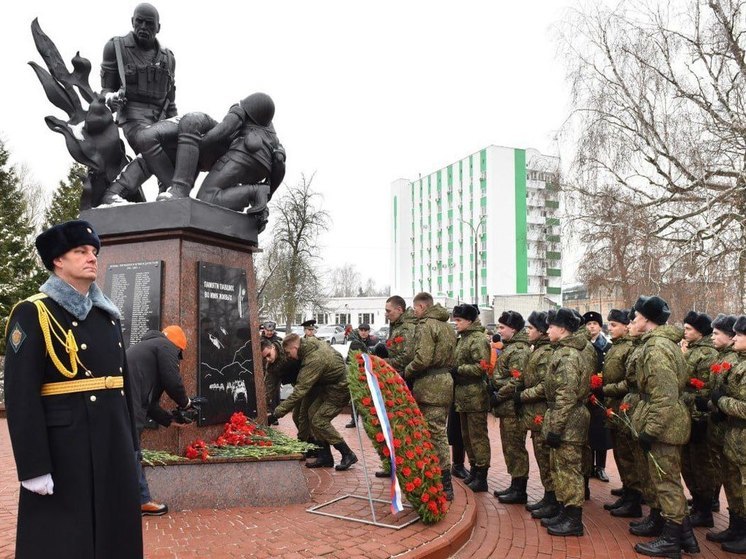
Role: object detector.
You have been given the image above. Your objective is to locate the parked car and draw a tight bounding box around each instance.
[316,325,346,345]
[373,327,389,342]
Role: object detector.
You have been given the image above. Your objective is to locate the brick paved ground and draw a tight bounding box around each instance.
[0,414,741,558]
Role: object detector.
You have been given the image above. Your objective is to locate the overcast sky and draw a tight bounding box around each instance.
[1,0,576,287]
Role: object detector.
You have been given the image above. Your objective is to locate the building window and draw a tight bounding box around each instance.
[315,313,328,325]
[335,313,351,326]
[357,313,374,325]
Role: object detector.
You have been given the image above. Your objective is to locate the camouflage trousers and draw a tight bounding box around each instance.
[421,404,451,471]
[499,416,529,478]
[631,440,658,508]
[611,429,641,493]
[292,396,311,441]
[530,429,553,491]
[681,422,718,498]
[646,442,687,524]
[307,386,348,446]
[459,412,491,468]
[722,453,746,515]
[550,441,584,507]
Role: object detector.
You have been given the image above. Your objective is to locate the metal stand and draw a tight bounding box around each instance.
[306,399,419,530]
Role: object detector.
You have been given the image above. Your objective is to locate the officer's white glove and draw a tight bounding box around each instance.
[21,473,54,495]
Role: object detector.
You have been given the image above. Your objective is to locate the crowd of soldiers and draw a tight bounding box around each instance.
[260,292,746,558]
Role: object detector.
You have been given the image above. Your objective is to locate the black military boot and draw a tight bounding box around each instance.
[712,493,721,512]
[526,490,550,512]
[707,511,743,543]
[541,503,566,527]
[611,486,625,497]
[634,520,682,558]
[303,439,319,459]
[462,467,475,485]
[548,505,584,537]
[467,466,489,492]
[680,516,700,555]
[333,442,358,471]
[374,469,391,478]
[305,443,334,468]
[345,415,357,428]
[630,508,665,537]
[451,443,469,479]
[493,478,516,498]
[611,489,643,518]
[532,491,562,519]
[498,476,528,504]
[689,494,714,528]
[723,533,746,554]
[452,463,470,480]
[442,470,454,501]
[584,476,591,500]
[604,487,629,511]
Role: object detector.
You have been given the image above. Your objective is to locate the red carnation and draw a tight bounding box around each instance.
[711,363,722,374]
[361,397,372,406]
[421,493,430,503]
[375,432,385,443]
[405,482,415,492]
[590,375,603,389]
[386,339,393,348]
[413,477,422,487]
[402,466,412,477]
[533,415,543,426]
[511,369,521,379]
[589,394,598,405]
[619,403,631,413]
[605,407,614,418]
[723,362,732,371]
[689,378,705,391]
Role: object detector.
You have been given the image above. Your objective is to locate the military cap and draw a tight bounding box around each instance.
[582,311,603,327]
[633,296,671,325]
[607,309,630,325]
[527,310,549,333]
[358,323,371,330]
[548,307,582,332]
[301,319,317,328]
[263,321,277,330]
[712,314,738,337]
[498,310,525,332]
[453,304,479,322]
[734,315,746,335]
[36,220,101,270]
[683,310,713,336]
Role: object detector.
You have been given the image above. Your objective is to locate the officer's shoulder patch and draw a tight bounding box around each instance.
[9,322,26,353]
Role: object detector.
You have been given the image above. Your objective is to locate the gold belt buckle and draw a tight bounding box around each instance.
[104,376,116,389]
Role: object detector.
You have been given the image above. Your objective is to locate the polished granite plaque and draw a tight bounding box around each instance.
[104,261,163,347]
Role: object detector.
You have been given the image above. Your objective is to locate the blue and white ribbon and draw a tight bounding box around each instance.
[362,353,404,514]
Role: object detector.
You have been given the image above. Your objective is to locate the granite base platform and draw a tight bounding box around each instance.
[144,454,310,510]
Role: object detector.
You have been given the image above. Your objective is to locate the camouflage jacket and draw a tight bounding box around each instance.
[602,335,635,415]
[542,332,592,443]
[492,329,531,418]
[631,325,690,445]
[264,338,285,409]
[620,336,645,411]
[717,352,746,464]
[518,335,553,431]
[404,304,456,407]
[275,337,347,417]
[578,326,602,375]
[708,346,741,445]
[453,319,491,413]
[682,335,718,422]
[385,308,417,373]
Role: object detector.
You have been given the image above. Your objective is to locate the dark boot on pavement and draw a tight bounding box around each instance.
[466,466,489,493]
[532,491,562,519]
[303,439,319,459]
[375,469,391,478]
[498,476,528,504]
[527,490,550,512]
[451,443,468,479]
[611,486,625,497]
[452,463,470,480]
[707,511,744,543]
[680,516,700,555]
[723,533,746,554]
[305,443,334,468]
[345,415,357,428]
[541,503,566,528]
[493,478,516,498]
[689,493,714,528]
[584,476,591,500]
[604,487,628,511]
[630,508,665,537]
[333,441,358,471]
[442,470,454,501]
[548,505,584,537]
[634,519,682,558]
[611,489,643,518]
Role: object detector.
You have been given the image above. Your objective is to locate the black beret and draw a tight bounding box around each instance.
[683,311,713,336]
[734,315,746,335]
[607,309,630,325]
[527,311,549,333]
[633,296,671,325]
[498,310,525,331]
[358,323,370,330]
[712,314,738,337]
[35,220,101,271]
[453,304,479,322]
[548,307,581,333]
[628,307,636,321]
[583,311,603,327]
[301,319,316,328]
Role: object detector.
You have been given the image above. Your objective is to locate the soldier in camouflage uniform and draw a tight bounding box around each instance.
[451,304,491,492]
[260,337,307,435]
[404,292,457,500]
[705,314,743,544]
[680,311,719,527]
[492,311,532,503]
[710,315,746,554]
[629,296,699,558]
[598,309,640,517]
[539,308,591,536]
[270,334,358,471]
[517,311,558,518]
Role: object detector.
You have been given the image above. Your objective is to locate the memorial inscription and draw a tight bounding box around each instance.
[104,261,163,347]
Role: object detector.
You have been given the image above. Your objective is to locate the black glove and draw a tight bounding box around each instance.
[372,342,389,359]
[546,432,562,448]
[638,431,655,453]
[267,413,279,426]
[711,386,726,409]
[694,396,710,413]
[711,409,727,423]
[489,389,499,409]
[513,390,523,406]
[189,396,209,409]
[592,387,604,400]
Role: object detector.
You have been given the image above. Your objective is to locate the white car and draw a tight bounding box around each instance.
[316,325,346,344]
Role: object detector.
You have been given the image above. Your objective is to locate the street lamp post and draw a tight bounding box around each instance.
[460,215,487,307]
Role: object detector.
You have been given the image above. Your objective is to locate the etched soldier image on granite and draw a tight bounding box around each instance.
[198,262,256,425]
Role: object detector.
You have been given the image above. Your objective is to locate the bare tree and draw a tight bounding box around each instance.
[329,263,361,297]
[558,0,746,309]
